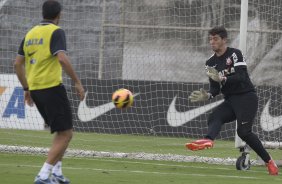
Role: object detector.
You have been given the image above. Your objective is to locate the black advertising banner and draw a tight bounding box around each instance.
[71,79,282,141]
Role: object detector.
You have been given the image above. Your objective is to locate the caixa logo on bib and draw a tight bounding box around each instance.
[0,74,44,130]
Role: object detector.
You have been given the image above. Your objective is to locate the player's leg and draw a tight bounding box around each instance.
[47,84,73,183]
[47,129,73,164]
[52,159,70,184]
[32,85,73,183]
[205,100,236,140]
[30,90,57,184]
[186,100,236,151]
[34,129,72,184]
[49,130,72,184]
[231,92,278,175]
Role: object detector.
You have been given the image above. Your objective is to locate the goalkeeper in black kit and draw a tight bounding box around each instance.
[186,26,278,175]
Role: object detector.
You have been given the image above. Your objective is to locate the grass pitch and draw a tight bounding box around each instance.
[0,129,281,184]
[0,153,282,184]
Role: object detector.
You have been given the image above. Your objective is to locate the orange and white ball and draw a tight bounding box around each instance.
[112,88,134,109]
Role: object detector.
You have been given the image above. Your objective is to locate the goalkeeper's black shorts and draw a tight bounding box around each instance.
[30,84,73,134]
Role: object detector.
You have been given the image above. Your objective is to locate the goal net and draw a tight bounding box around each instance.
[0,0,281,165]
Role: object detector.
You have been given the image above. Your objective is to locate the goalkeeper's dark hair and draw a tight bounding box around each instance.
[42,0,62,20]
[208,26,228,39]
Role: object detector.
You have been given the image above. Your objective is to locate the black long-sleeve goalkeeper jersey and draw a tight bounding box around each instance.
[206,47,255,98]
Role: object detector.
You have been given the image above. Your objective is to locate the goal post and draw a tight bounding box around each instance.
[234,0,248,149]
[0,0,282,166]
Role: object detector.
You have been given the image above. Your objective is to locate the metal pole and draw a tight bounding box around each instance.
[235,0,248,148]
[119,0,126,79]
[239,0,248,54]
[98,0,106,79]
[219,0,225,25]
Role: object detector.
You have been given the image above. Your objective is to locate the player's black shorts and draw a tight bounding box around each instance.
[206,91,258,140]
[30,84,73,134]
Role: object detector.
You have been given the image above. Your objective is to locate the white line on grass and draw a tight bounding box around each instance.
[68,156,267,174]
[0,163,281,181]
[0,152,266,174]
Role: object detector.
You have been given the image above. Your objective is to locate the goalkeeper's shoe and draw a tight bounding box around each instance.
[52,174,70,184]
[185,139,214,151]
[34,175,58,184]
[266,160,278,175]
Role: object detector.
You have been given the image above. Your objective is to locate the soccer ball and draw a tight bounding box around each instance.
[112,88,134,109]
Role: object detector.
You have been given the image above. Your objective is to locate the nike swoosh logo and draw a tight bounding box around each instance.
[27,51,37,57]
[167,96,224,127]
[260,99,282,132]
[78,91,139,122]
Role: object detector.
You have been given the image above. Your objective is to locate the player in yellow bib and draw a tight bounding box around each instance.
[23,22,63,90]
[14,1,85,183]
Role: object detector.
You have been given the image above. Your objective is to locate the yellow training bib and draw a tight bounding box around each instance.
[23,23,62,90]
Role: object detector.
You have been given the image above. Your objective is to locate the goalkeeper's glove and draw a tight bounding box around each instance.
[189,88,210,102]
[206,66,226,83]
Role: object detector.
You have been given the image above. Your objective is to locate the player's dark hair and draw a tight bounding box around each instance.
[208,26,228,39]
[42,0,62,20]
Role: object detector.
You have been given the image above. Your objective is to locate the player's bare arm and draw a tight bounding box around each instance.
[14,55,34,106]
[57,51,85,100]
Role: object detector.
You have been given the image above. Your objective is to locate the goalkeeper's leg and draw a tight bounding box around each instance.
[186,101,236,151]
[236,128,278,174]
[237,127,278,175]
[233,92,278,175]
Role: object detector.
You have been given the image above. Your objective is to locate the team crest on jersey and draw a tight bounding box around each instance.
[226,57,232,65]
[30,59,36,64]
[232,53,238,63]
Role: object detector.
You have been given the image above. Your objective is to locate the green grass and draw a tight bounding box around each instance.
[0,129,281,159]
[0,153,281,184]
[0,129,281,183]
